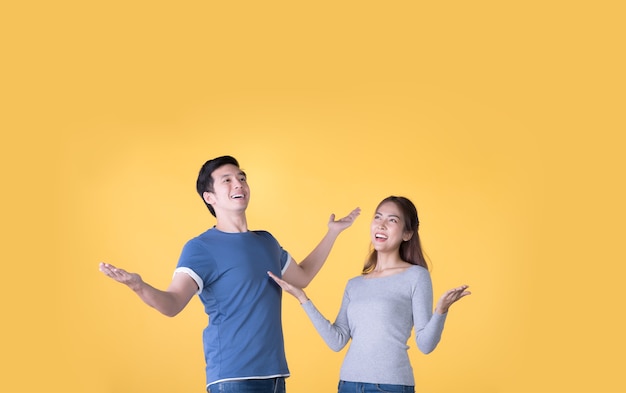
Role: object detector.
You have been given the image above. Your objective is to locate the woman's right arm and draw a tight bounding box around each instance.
[300,293,351,352]
[268,271,351,351]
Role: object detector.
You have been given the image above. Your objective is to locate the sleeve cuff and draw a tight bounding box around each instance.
[281,253,293,274]
[173,267,203,295]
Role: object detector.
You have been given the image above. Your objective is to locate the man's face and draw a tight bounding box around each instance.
[203,164,250,215]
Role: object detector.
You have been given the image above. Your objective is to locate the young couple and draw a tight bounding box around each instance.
[100,155,470,393]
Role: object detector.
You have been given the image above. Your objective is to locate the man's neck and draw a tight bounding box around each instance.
[214,212,248,233]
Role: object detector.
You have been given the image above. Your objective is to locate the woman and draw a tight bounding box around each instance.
[268,196,470,393]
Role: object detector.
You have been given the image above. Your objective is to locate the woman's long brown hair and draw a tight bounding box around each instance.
[362,196,428,274]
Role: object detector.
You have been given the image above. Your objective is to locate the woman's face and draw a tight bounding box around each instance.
[370,201,411,253]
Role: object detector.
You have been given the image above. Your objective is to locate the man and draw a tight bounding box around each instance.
[99,155,360,392]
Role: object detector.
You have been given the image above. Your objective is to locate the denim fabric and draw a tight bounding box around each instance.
[207,378,286,393]
[337,380,415,393]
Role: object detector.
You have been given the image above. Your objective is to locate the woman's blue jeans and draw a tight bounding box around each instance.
[337,380,415,393]
[207,377,286,393]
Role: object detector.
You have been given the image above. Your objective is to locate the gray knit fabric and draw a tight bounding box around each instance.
[301,265,447,385]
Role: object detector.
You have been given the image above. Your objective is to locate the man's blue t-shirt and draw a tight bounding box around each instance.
[175,227,292,388]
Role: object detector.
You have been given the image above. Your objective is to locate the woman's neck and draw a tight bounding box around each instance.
[371,252,409,273]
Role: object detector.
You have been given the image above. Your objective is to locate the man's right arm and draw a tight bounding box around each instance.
[99,262,198,317]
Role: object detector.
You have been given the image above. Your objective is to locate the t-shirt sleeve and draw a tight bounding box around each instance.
[258,231,292,274]
[281,251,292,274]
[173,239,212,295]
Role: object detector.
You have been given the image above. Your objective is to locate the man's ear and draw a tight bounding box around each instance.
[203,191,215,205]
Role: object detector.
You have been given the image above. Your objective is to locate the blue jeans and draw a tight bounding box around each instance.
[207,377,286,393]
[337,380,414,393]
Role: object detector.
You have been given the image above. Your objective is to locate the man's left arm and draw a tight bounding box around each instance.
[282,207,360,288]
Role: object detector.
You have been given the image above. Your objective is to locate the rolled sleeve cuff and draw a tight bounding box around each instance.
[174,267,203,295]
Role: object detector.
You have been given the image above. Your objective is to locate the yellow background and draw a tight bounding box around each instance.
[1,1,625,392]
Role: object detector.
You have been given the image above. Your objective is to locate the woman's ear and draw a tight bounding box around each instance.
[403,231,414,242]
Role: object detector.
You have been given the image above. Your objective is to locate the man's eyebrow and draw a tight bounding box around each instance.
[220,171,246,178]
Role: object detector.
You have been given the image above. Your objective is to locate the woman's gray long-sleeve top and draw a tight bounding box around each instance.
[301,265,447,386]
